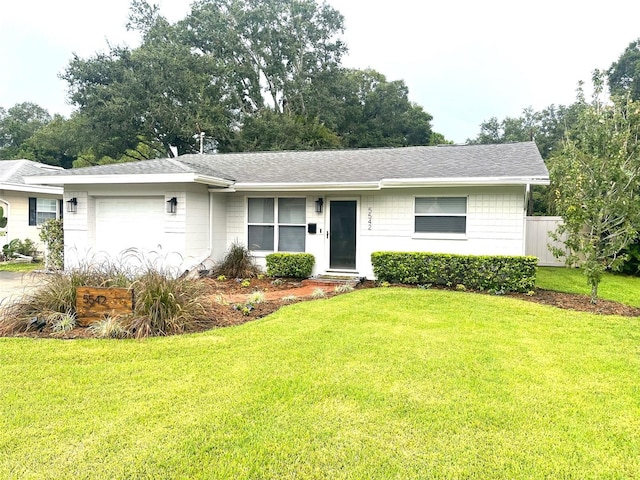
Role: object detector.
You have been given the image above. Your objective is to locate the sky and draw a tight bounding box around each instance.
[1,0,639,143]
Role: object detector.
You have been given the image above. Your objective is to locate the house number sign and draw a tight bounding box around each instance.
[76,286,134,326]
[367,207,373,231]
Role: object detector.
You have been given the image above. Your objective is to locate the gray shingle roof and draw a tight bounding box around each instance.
[180,142,548,183]
[31,157,235,181]
[26,142,548,185]
[0,159,63,185]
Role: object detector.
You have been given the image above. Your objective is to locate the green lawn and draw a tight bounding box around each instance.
[537,266,640,307]
[1,288,639,479]
[0,261,41,272]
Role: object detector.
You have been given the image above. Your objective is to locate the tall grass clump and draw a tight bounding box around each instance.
[128,269,214,338]
[0,249,218,338]
[211,242,261,279]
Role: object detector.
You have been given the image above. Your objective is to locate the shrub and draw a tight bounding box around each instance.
[213,242,261,279]
[2,238,38,259]
[232,303,254,316]
[311,288,326,299]
[247,291,266,304]
[0,205,7,229]
[266,253,315,278]
[620,239,640,276]
[39,219,64,270]
[371,252,537,293]
[89,316,129,339]
[281,294,298,303]
[49,311,77,335]
[334,283,355,294]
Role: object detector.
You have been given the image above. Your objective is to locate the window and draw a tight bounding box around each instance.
[248,197,306,252]
[28,197,59,226]
[415,197,466,234]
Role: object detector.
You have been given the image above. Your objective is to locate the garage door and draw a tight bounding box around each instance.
[95,197,165,257]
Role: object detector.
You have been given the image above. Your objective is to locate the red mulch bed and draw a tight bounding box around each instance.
[3,279,638,339]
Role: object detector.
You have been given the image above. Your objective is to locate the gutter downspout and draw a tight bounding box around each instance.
[523,184,530,256]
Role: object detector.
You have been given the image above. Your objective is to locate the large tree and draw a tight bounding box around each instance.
[229,109,341,151]
[549,72,640,303]
[608,39,640,101]
[0,103,51,159]
[63,9,233,160]
[468,105,582,160]
[329,69,436,148]
[20,114,84,169]
[182,0,346,116]
[62,0,442,160]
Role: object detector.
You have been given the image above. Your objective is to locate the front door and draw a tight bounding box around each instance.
[329,200,357,270]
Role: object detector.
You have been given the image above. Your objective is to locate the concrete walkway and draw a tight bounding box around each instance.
[0,271,42,305]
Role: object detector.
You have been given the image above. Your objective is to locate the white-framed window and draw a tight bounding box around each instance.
[414,197,467,234]
[28,197,59,226]
[248,197,306,252]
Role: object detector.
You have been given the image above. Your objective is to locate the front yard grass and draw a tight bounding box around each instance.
[1,288,639,479]
[0,261,41,273]
[537,266,640,307]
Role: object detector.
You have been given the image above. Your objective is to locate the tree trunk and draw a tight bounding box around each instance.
[590,282,598,304]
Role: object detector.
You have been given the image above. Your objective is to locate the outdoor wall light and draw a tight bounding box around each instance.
[167,197,178,214]
[315,198,324,214]
[66,197,78,213]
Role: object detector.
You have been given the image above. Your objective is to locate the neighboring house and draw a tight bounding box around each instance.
[0,160,64,252]
[25,142,549,278]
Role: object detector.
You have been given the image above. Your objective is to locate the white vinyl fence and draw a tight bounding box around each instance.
[525,216,567,267]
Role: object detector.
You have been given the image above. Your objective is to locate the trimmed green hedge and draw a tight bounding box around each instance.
[371,252,537,293]
[266,253,315,278]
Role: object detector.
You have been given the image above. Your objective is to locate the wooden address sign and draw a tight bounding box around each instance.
[76,287,134,326]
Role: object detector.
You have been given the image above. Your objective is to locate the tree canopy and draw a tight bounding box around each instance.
[58,0,442,162]
[468,104,582,161]
[608,38,640,101]
[0,103,51,160]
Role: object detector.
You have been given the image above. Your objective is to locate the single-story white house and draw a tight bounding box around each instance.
[25,142,549,278]
[0,160,64,253]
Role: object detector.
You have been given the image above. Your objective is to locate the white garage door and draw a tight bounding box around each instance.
[95,197,165,257]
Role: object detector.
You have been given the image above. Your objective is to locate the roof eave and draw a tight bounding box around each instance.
[380,176,550,187]
[0,182,63,195]
[231,182,382,192]
[24,173,233,187]
[193,175,234,187]
[230,176,550,191]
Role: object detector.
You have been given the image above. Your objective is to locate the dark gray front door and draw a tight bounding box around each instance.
[329,200,357,270]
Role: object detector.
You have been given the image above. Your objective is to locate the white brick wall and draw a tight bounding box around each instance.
[225,195,245,246]
[63,184,200,270]
[224,186,527,278]
[210,194,228,262]
[60,184,527,277]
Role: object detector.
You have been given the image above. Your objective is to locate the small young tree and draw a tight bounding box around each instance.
[549,71,640,303]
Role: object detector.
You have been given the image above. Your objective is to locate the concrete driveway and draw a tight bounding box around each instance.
[0,271,42,306]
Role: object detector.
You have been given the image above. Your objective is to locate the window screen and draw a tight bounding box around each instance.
[415,197,467,234]
[247,198,306,252]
